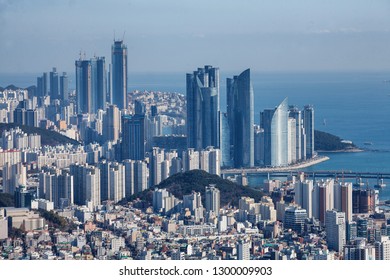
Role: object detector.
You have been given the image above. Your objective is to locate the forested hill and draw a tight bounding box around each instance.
[315,130,357,151]
[123,170,264,207]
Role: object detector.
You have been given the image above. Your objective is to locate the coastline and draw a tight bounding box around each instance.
[317,148,364,153]
[221,156,330,174]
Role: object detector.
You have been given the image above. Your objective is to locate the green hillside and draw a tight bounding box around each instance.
[315,130,357,151]
[124,169,264,207]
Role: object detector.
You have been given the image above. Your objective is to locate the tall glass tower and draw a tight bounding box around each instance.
[226,69,254,168]
[121,114,145,160]
[75,57,106,114]
[75,59,91,114]
[111,40,128,110]
[262,97,289,167]
[50,67,59,100]
[303,105,314,158]
[91,57,107,113]
[60,72,68,101]
[186,65,220,151]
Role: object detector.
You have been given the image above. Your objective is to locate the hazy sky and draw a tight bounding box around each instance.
[1,0,390,74]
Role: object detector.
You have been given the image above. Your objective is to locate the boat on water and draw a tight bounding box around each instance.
[364,142,373,146]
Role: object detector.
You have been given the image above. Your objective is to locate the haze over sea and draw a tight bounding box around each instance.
[1,71,390,197]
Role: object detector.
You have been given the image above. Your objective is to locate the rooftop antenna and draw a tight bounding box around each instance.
[122,31,126,41]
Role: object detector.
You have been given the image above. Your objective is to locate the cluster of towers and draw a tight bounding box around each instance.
[36,68,68,101]
[186,66,315,169]
[76,40,127,114]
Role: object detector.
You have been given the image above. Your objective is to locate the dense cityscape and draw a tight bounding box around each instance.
[0,39,389,261]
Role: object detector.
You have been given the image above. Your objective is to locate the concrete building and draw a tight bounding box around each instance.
[325,210,346,253]
[205,185,220,216]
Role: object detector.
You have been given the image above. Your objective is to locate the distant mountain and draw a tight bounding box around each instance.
[123,169,264,207]
[0,123,80,147]
[315,130,358,151]
[0,84,35,91]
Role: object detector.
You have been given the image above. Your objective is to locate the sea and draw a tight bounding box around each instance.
[1,71,390,198]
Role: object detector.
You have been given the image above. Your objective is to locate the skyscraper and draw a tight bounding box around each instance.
[262,98,289,167]
[294,179,313,218]
[134,160,148,193]
[60,72,68,101]
[288,106,305,161]
[121,114,145,160]
[75,57,107,114]
[103,104,121,143]
[75,59,92,114]
[226,69,254,168]
[70,164,100,208]
[325,210,346,253]
[220,112,232,167]
[303,105,314,158]
[111,40,128,110]
[91,57,107,113]
[186,65,220,151]
[50,67,59,100]
[205,185,220,216]
[53,170,74,209]
[313,179,334,224]
[123,159,135,197]
[36,72,48,97]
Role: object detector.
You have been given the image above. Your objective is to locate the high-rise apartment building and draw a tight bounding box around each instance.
[99,161,125,203]
[75,56,107,114]
[200,147,221,175]
[111,40,127,110]
[205,185,220,216]
[50,67,59,100]
[91,57,107,113]
[334,181,353,222]
[75,59,91,114]
[220,112,232,167]
[123,159,135,197]
[312,179,334,224]
[226,69,254,168]
[294,180,313,218]
[303,105,314,159]
[237,240,250,260]
[262,98,289,167]
[121,114,145,160]
[150,147,165,186]
[103,104,121,143]
[288,106,305,161]
[134,160,149,193]
[70,164,100,208]
[325,210,346,253]
[182,148,200,172]
[60,72,68,101]
[186,65,220,151]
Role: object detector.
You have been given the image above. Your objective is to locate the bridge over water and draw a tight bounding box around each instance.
[221,169,390,180]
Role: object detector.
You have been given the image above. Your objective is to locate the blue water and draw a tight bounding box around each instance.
[2,71,390,196]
